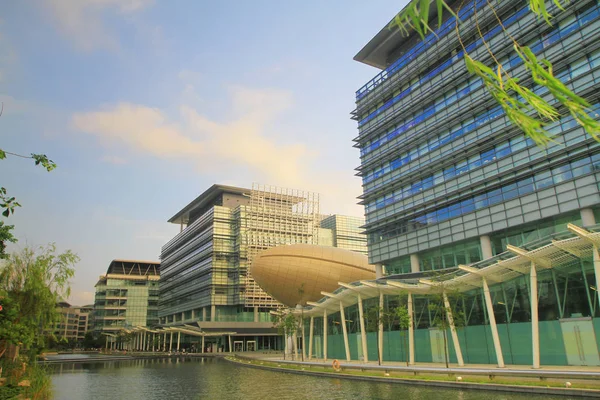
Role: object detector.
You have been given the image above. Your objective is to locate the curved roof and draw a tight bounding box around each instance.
[251,244,376,307]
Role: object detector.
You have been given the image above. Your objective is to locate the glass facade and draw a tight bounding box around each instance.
[302,228,600,366]
[354,0,600,270]
[93,260,160,335]
[306,0,600,367]
[320,215,368,255]
[158,185,367,331]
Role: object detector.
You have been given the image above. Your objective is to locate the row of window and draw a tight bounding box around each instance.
[359,0,597,139]
[359,2,600,159]
[369,153,600,244]
[358,2,529,127]
[365,135,535,213]
[360,76,484,155]
[362,20,600,187]
[365,103,600,214]
[356,0,489,100]
[362,47,600,201]
[358,2,535,143]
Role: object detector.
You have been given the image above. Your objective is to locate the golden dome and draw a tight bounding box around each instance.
[251,244,376,307]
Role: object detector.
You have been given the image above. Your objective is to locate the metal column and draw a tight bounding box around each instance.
[408,292,415,365]
[323,309,328,361]
[482,277,505,368]
[339,301,351,361]
[443,292,464,366]
[378,292,384,364]
[358,293,368,363]
[308,316,314,360]
[530,262,540,369]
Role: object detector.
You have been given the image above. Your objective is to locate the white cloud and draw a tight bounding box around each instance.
[72,87,312,185]
[71,85,363,216]
[41,0,153,50]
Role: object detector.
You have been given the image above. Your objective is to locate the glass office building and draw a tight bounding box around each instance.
[320,215,368,256]
[158,183,367,351]
[295,0,600,367]
[93,260,160,336]
[353,0,600,276]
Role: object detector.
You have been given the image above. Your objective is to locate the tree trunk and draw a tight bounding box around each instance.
[403,330,408,367]
[376,334,381,366]
[443,329,449,369]
[300,312,304,362]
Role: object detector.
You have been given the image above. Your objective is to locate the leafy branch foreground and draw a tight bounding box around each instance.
[0,360,52,400]
[389,0,600,146]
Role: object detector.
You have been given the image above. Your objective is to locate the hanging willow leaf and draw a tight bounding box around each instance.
[465,55,558,146]
[529,0,570,24]
[516,45,600,141]
[386,0,594,146]
[389,0,456,39]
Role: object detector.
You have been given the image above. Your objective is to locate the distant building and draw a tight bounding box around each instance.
[54,301,80,342]
[320,214,368,255]
[158,183,366,351]
[93,260,160,336]
[78,304,93,340]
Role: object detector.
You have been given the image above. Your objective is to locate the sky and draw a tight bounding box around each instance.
[1,0,408,306]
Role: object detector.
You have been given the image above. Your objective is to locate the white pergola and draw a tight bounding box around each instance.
[296,224,600,369]
[111,323,237,353]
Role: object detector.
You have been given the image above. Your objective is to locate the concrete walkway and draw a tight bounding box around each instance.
[236,351,600,379]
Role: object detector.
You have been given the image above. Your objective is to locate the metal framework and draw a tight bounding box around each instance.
[295,224,600,368]
[103,323,237,353]
[106,260,160,277]
[241,183,320,307]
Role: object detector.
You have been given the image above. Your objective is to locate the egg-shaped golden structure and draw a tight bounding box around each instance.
[251,244,376,307]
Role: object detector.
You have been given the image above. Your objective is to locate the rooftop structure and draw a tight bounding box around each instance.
[93,260,160,336]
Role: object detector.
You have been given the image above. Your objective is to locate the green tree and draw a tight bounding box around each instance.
[271,311,299,360]
[82,332,102,350]
[427,289,465,368]
[364,303,384,365]
[0,244,77,360]
[390,0,598,146]
[0,142,56,258]
[386,294,412,366]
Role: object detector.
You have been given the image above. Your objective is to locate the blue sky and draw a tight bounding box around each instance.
[1,0,408,305]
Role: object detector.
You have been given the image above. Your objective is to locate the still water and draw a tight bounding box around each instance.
[50,357,575,400]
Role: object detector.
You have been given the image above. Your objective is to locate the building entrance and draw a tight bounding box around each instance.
[560,318,600,366]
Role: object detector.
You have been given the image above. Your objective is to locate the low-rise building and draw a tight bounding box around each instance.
[93,260,160,336]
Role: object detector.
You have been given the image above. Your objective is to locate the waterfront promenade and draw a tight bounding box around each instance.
[229,352,600,397]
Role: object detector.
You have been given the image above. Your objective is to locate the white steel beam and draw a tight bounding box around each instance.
[340,301,351,362]
[357,292,368,363]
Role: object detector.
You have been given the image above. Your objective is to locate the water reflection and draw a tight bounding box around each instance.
[50,357,574,400]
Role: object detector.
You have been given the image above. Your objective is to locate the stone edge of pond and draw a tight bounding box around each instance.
[224,357,600,398]
[39,353,226,364]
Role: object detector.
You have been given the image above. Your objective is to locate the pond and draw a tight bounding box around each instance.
[50,357,576,400]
